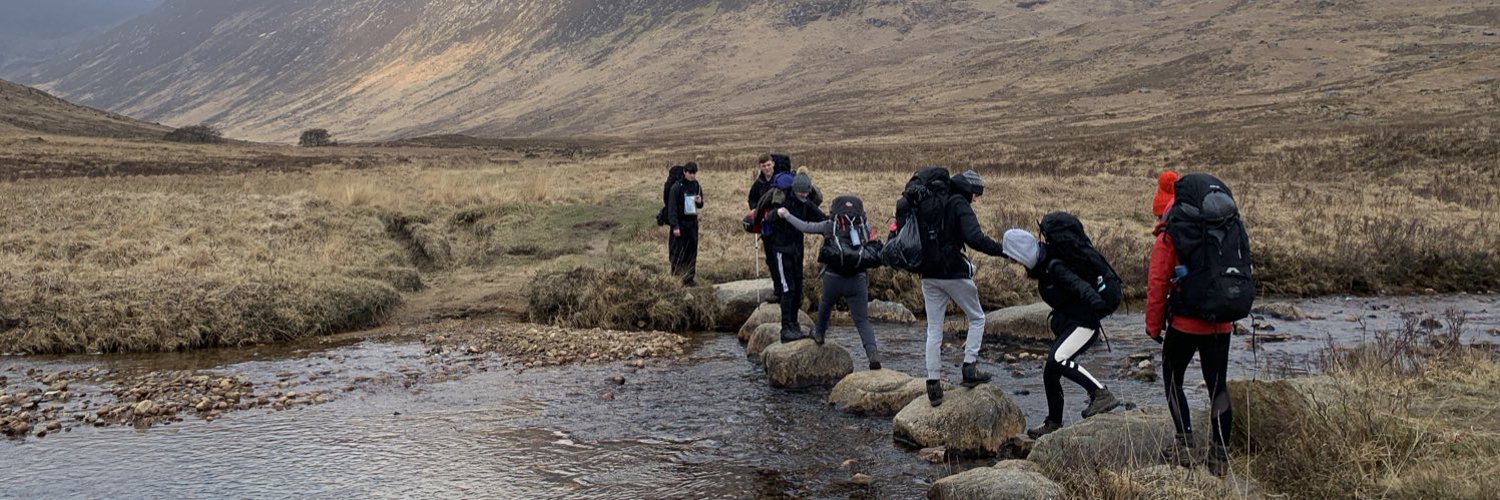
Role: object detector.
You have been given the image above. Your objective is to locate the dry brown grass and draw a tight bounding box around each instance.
[1235,314,1500,499]
[0,120,1495,353]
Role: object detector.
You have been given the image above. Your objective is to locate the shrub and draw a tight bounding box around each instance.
[163,123,224,143]
[299,128,334,147]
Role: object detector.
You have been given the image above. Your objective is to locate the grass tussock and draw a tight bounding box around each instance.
[526,265,720,332]
[1234,313,1500,499]
[0,188,409,354]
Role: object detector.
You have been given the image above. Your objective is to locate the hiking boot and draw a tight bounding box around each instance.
[811,327,826,345]
[1026,420,1062,439]
[867,352,881,371]
[1081,387,1121,419]
[1161,433,1202,467]
[926,380,944,407]
[1206,444,1230,477]
[779,326,807,343]
[960,362,993,387]
[868,361,882,370]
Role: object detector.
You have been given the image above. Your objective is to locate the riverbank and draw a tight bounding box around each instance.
[2,295,1494,498]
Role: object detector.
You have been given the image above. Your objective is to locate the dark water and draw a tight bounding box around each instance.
[2,295,1496,498]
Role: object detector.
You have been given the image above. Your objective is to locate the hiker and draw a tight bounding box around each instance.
[893,168,1006,407]
[1000,215,1123,439]
[746,154,792,302]
[667,162,705,286]
[761,169,826,342]
[776,194,885,369]
[1147,173,1256,477]
[1152,170,1180,234]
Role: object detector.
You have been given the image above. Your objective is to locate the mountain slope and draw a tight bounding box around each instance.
[25,0,1500,143]
[0,79,168,139]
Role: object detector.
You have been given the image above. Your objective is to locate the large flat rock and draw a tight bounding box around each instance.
[984,303,1053,341]
[893,384,1026,457]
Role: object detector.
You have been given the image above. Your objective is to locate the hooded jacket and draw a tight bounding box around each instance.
[667,178,704,229]
[1028,245,1111,332]
[894,183,1006,280]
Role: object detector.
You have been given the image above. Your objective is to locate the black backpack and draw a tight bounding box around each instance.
[882,167,951,272]
[770,153,792,173]
[1039,212,1124,317]
[818,195,883,275]
[655,165,686,226]
[1165,173,1256,322]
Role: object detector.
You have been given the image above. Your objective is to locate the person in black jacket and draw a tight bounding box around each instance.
[1002,225,1121,438]
[749,154,789,301]
[897,169,1006,406]
[763,171,826,341]
[667,163,705,286]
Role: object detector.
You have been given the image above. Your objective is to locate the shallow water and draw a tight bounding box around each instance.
[2,295,1496,498]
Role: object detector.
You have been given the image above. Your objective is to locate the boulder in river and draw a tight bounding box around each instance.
[829,369,932,416]
[762,339,853,389]
[927,459,1063,500]
[716,279,775,328]
[893,384,1026,456]
[1029,410,1209,475]
[746,323,781,359]
[738,303,813,343]
[868,300,918,324]
[984,303,1052,341]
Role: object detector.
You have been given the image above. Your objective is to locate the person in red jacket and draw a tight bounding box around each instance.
[1146,199,1235,477]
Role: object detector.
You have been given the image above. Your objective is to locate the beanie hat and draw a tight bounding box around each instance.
[1002,229,1041,270]
[1153,171,1180,218]
[954,170,986,196]
[792,173,813,194]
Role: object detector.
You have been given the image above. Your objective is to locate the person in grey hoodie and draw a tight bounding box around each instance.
[776,195,884,370]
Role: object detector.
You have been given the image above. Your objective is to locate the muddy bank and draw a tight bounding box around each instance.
[0,295,1495,498]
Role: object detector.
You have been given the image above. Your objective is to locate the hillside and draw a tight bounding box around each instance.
[23,0,1500,143]
[0,78,168,139]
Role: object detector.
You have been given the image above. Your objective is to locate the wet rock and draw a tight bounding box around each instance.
[850,473,873,486]
[893,384,1025,456]
[746,323,782,359]
[1029,410,1208,475]
[715,279,776,328]
[829,370,931,416]
[867,300,917,324]
[984,303,1052,341]
[918,446,947,463]
[1345,315,1360,322]
[610,375,626,385]
[738,303,812,344]
[928,459,1063,500]
[132,400,156,416]
[1254,303,1307,321]
[762,340,854,389]
[1420,317,1443,329]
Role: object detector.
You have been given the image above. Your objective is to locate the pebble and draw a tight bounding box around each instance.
[851,473,873,486]
[918,446,946,463]
[610,375,626,385]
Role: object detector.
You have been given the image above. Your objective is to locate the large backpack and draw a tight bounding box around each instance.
[770,153,792,173]
[1165,173,1256,322]
[818,195,884,275]
[1039,212,1124,317]
[655,165,686,226]
[882,167,951,272]
[752,171,797,236]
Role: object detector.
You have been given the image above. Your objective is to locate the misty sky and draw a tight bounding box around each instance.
[0,0,161,40]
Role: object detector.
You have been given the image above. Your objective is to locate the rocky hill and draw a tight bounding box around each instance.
[0,78,167,138]
[22,0,1500,143]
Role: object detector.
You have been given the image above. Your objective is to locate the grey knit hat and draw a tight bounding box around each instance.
[792,173,813,194]
[954,169,985,196]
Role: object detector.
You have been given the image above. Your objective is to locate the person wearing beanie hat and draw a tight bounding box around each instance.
[1001,216,1122,439]
[762,168,827,342]
[892,167,1007,407]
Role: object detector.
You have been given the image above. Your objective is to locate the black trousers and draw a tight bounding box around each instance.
[762,241,782,300]
[1162,328,1233,449]
[669,222,699,284]
[1044,323,1104,423]
[769,248,805,331]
